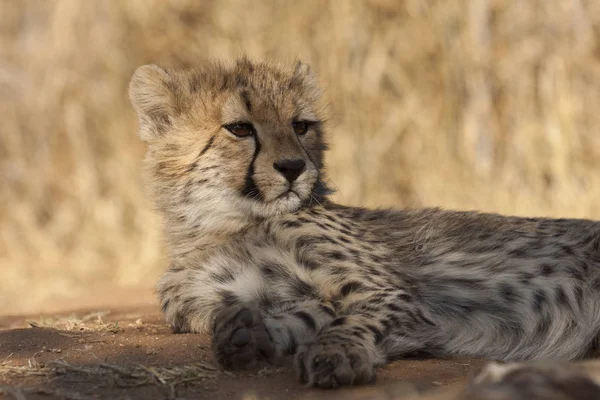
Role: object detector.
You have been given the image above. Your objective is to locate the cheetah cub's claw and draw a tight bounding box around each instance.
[212,304,276,369]
[296,341,376,389]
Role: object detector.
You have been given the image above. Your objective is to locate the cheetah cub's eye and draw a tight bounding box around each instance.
[292,121,311,136]
[224,122,255,138]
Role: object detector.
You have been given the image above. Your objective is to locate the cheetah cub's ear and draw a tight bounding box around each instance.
[292,60,322,102]
[293,61,313,81]
[129,64,178,142]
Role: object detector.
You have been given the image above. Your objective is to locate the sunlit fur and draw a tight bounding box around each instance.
[130,58,600,389]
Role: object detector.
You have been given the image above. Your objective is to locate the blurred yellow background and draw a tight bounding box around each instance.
[2,0,600,314]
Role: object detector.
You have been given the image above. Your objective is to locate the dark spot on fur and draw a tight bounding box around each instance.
[415,309,436,326]
[181,181,194,203]
[170,263,185,272]
[282,220,302,228]
[316,222,329,230]
[369,293,387,304]
[446,278,485,290]
[263,221,273,235]
[186,161,198,174]
[348,248,361,259]
[570,268,584,281]
[366,324,384,344]
[296,235,319,250]
[533,290,547,312]
[362,304,382,313]
[457,302,477,313]
[318,304,336,318]
[397,293,412,302]
[257,291,273,308]
[340,281,365,296]
[331,265,348,275]
[575,286,584,309]
[189,75,202,93]
[219,75,230,91]
[287,327,297,353]
[555,286,570,308]
[171,311,190,333]
[210,269,235,284]
[294,311,316,331]
[561,244,575,256]
[351,329,365,340]
[499,283,517,303]
[199,165,218,172]
[234,74,248,87]
[292,279,316,297]
[323,222,338,230]
[240,90,252,112]
[387,303,404,313]
[328,251,346,261]
[260,263,279,278]
[381,318,393,333]
[508,246,530,258]
[520,272,534,285]
[534,315,551,337]
[219,291,238,307]
[581,260,590,274]
[300,259,320,270]
[370,254,386,264]
[161,299,170,313]
[541,264,554,276]
[320,235,337,244]
[339,222,353,231]
[366,267,383,279]
[181,297,196,314]
[330,317,346,327]
[354,326,368,334]
[388,313,405,328]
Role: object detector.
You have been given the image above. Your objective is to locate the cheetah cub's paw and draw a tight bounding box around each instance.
[212,304,276,369]
[295,340,376,389]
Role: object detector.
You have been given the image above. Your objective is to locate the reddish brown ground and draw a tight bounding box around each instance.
[0,290,485,399]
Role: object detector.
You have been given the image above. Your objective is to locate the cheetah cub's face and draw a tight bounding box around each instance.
[129,59,329,217]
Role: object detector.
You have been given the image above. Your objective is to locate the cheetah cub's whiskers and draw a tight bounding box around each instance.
[129,58,600,389]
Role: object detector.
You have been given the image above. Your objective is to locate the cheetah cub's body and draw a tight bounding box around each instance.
[129,59,600,388]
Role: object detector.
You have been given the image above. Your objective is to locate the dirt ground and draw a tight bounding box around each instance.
[0,290,486,400]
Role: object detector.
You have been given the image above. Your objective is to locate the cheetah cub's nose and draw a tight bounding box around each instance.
[273,159,306,183]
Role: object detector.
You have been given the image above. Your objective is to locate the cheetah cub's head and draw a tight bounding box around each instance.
[129,59,330,219]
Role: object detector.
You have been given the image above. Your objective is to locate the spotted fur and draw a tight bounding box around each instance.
[129,58,600,389]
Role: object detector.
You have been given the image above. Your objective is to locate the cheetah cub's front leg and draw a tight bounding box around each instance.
[296,315,380,388]
[295,289,434,388]
[212,304,276,369]
[212,298,337,370]
[212,299,381,387]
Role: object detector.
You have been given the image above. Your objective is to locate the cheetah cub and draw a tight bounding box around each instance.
[129,59,600,389]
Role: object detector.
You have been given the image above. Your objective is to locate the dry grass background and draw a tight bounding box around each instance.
[2,0,600,314]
